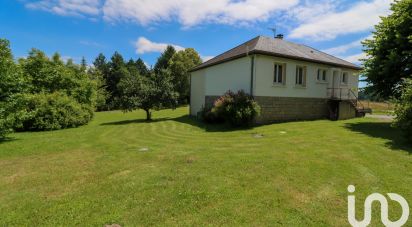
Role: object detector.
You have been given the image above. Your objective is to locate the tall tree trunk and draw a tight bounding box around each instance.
[145,109,152,121]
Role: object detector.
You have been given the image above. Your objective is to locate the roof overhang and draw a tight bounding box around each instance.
[189,50,362,72]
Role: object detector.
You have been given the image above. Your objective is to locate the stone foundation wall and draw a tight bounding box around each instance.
[254,96,329,123]
[338,101,356,120]
[205,95,329,123]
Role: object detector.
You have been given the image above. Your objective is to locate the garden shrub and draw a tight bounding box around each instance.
[393,79,412,141]
[200,106,224,124]
[202,90,260,126]
[16,92,93,131]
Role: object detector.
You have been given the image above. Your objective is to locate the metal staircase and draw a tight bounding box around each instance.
[327,88,372,119]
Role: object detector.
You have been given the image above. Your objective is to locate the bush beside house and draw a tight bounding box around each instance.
[202,90,260,126]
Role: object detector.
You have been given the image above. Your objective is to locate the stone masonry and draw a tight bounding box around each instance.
[205,95,329,123]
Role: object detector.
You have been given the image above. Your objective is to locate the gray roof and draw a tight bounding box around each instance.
[191,36,362,71]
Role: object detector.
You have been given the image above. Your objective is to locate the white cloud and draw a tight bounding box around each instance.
[134,37,184,54]
[134,37,213,63]
[322,35,372,55]
[26,0,101,17]
[341,52,367,64]
[289,0,392,40]
[25,0,299,27]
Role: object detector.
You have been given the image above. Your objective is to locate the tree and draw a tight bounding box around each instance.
[363,0,412,99]
[135,58,149,76]
[106,52,128,108]
[153,45,176,74]
[118,69,178,120]
[52,53,63,65]
[0,39,24,138]
[393,79,412,141]
[80,57,87,72]
[168,48,202,104]
[93,53,108,74]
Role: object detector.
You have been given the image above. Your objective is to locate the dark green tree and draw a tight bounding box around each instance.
[168,48,202,103]
[80,57,87,72]
[135,58,149,76]
[93,53,108,74]
[106,52,128,108]
[118,69,178,120]
[363,0,412,99]
[153,45,176,74]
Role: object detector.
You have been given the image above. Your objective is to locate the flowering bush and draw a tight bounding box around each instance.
[202,90,260,126]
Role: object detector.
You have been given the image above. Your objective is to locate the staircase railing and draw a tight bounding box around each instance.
[348,89,365,110]
[327,88,365,110]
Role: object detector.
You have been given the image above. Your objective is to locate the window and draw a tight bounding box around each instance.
[295,66,306,86]
[317,69,327,82]
[274,63,285,84]
[341,72,348,84]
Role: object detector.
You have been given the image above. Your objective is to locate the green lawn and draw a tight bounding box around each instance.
[0,107,411,226]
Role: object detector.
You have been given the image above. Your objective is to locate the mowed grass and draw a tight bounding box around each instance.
[0,107,411,226]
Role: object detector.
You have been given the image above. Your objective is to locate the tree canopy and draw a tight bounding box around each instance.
[118,69,178,120]
[153,45,176,74]
[169,48,202,103]
[363,0,412,99]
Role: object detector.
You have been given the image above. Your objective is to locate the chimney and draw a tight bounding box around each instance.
[275,34,284,39]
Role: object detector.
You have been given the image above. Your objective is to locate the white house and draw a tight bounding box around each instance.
[189,35,365,123]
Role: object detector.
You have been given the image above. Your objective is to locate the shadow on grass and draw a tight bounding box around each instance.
[344,122,412,154]
[172,115,256,132]
[100,115,255,132]
[100,117,171,126]
[0,137,18,144]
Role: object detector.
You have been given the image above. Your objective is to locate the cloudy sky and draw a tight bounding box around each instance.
[2,0,392,67]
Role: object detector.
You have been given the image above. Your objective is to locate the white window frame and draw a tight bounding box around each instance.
[317,68,328,82]
[295,65,306,87]
[273,63,286,85]
[341,72,349,85]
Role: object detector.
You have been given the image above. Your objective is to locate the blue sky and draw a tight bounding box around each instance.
[1,0,392,70]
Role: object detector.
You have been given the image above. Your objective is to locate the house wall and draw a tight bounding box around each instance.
[190,69,206,116]
[204,57,252,96]
[338,101,357,120]
[190,54,360,122]
[190,56,252,116]
[253,55,359,98]
[251,55,360,122]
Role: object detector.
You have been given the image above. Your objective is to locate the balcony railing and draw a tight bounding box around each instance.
[327,88,353,100]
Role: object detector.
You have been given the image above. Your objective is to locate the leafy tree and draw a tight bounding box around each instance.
[80,57,87,72]
[88,67,109,111]
[168,48,202,104]
[363,0,412,99]
[0,39,24,138]
[135,58,149,76]
[118,69,178,120]
[393,79,412,141]
[106,52,129,108]
[153,45,176,74]
[93,53,108,74]
[52,52,63,65]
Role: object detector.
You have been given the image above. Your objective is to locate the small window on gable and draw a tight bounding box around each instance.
[274,63,286,84]
[341,72,348,84]
[296,66,306,86]
[317,69,327,82]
